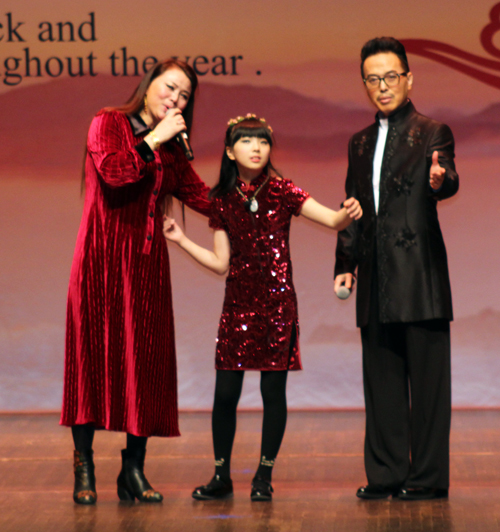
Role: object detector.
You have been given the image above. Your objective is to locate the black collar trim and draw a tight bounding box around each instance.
[127,113,150,136]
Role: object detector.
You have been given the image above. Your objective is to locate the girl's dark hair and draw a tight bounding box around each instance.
[210,116,281,198]
[107,58,198,136]
[360,37,410,78]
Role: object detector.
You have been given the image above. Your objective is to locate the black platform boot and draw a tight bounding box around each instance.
[116,448,163,502]
[73,450,97,504]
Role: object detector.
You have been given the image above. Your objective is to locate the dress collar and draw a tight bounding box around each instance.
[237,173,268,190]
[127,113,150,136]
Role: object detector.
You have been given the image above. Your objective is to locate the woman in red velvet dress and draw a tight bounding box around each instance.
[60,59,211,504]
[163,115,362,501]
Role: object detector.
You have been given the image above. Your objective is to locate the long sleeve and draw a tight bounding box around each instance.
[173,155,211,217]
[427,123,459,201]
[87,112,148,188]
[334,141,360,278]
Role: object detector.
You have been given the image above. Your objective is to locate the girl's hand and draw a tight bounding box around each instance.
[344,197,363,220]
[151,108,187,146]
[163,215,184,243]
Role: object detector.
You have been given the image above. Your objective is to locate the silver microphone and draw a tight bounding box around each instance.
[336,284,351,300]
[176,131,194,161]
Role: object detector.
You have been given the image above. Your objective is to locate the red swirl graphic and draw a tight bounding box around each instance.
[401,2,500,89]
[481,2,500,58]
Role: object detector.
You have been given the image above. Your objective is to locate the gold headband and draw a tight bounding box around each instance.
[227,113,273,133]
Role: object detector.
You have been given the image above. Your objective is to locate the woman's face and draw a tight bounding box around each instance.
[144,66,192,125]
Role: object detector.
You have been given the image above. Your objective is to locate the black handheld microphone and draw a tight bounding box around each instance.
[176,132,194,161]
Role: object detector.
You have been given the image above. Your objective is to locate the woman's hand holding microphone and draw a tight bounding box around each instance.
[145,108,187,151]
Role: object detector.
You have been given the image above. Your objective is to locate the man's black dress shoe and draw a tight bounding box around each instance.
[192,475,233,500]
[356,485,399,499]
[251,476,274,501]
[397,487,448,500]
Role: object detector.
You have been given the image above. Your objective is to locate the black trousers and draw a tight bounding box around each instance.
[360,267,451,490]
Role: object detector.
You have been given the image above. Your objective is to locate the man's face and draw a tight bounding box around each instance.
[362,52,413,116]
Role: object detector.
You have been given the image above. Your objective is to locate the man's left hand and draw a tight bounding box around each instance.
[429,150,446,190]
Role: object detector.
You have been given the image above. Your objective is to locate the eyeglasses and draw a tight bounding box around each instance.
[363,71,408,89]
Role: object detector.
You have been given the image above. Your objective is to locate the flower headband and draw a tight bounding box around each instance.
[227,113,273,133]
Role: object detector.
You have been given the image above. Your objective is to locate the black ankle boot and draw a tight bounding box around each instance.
[73,450,97,504]
[116,448,163,502]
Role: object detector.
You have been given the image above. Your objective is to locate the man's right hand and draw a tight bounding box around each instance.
[334,273,355,295]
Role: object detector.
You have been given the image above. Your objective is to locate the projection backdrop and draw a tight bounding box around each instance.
[1,0,500,410]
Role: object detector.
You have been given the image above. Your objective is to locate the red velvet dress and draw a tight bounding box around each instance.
[60,111,210,437]
[209,174,309,371]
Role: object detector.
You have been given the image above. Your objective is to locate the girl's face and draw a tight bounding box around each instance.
[226,136,271,180]
[143,66,192,126]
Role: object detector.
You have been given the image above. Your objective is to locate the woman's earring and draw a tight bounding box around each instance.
[144,95,148,114]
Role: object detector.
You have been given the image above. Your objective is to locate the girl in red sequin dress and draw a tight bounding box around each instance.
[164,115,362,501]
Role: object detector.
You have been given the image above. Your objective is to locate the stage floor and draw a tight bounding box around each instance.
[1,410,500,531]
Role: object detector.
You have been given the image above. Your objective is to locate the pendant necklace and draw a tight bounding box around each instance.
[236,175,270,213]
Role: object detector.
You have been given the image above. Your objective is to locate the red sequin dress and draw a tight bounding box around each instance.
[60,111,211,437]
[209,174,309,371]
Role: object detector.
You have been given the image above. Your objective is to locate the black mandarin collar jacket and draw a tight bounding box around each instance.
[335,100,459,327]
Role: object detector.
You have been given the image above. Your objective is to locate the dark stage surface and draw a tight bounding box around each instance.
[1,410,500,531]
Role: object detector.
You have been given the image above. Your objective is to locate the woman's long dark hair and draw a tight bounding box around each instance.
[210,116,281,199]
[106,58,198,135]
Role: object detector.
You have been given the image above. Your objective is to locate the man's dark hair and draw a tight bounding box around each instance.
[360,37,410,78]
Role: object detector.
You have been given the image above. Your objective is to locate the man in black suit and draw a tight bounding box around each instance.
[334,37,459,500]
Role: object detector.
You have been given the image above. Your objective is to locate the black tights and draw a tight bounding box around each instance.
[71,425,147,455]
[212,370,288,482]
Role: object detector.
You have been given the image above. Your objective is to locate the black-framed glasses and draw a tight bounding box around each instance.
[363,71,408,89]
